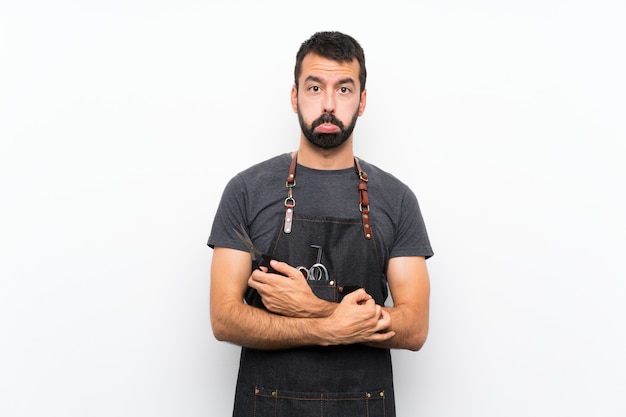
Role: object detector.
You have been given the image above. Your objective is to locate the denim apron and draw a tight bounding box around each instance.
[232,155,397,417]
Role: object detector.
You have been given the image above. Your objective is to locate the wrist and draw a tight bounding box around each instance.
[309,298,338,318]
[311,315,336,346]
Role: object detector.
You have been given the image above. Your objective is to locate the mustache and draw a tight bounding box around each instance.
[311,113,345,130]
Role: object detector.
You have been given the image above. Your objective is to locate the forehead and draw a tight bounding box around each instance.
[298,53,361,86]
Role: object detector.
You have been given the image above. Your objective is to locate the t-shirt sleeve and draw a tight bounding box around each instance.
[207,174,249,252]
[389,188,434,259]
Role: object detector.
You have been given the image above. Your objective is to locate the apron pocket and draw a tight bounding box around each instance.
[308,281,337,302]
[253,386,386,417]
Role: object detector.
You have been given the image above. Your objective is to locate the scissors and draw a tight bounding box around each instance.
[297,263,330,281]
[296,245,330,281]
[233,224,277,271]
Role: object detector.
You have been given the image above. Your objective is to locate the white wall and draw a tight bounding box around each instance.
[1,1,625,416]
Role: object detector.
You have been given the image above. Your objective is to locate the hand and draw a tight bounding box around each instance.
[324,289,395,345]
[248,260,335,318]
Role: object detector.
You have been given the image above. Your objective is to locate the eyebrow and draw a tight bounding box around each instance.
[304,75,356,86]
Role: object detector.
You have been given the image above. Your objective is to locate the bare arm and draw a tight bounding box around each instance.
[254,255,431,351]
[367,256,431,351]
[209,247,395,350]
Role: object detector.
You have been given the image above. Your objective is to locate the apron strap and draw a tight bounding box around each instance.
[354,157,372,240]
[283,153,298,233]
[284,152,372,239]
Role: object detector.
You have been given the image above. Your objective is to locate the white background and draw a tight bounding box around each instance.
[1,1,625,416]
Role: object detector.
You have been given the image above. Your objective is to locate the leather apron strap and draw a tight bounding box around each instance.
[284,151,372,239]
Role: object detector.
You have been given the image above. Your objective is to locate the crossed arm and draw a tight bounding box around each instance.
[209,246,430,351]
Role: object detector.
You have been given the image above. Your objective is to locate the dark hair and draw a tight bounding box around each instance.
[294,31,367,92]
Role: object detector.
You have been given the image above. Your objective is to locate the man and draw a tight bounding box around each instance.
[208,31,433,417]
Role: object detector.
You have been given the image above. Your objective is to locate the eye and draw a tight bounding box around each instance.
[308,85,321,93]
[338,86,352,94]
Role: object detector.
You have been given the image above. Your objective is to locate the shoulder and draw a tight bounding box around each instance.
[217,152,294,210]
[357,157,424,226]
[221,153,292,196]
[357,158,433,258]
[209,153,293,249]
[357,158,413,197]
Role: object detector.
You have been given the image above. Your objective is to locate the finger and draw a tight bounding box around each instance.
[249,269,263,282]
[370,330,396,342]
[344,288,372,303]
[269,259,305,280]
[374,304,382,317]
[248,270,269,288]
[376,310,392,332]
[247,276,259,289]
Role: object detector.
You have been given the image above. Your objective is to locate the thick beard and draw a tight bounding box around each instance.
[298,106,360,150]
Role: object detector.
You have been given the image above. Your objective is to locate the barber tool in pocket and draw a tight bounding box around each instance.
[296,245,364,298]
[296,245,330,281]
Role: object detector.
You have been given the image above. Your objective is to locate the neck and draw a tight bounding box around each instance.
[296,136,355,170]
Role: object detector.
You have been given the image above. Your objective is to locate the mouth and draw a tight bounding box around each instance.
[313,123,341,134]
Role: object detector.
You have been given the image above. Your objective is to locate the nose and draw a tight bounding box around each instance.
[322,91,335,114]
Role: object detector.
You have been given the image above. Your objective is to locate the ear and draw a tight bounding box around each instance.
[290,85,298,113]
[358,89,367,116]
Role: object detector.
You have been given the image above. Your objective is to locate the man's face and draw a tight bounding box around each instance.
[291,53,366,149]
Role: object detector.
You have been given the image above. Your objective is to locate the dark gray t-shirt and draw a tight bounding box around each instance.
[208,153,433,270]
